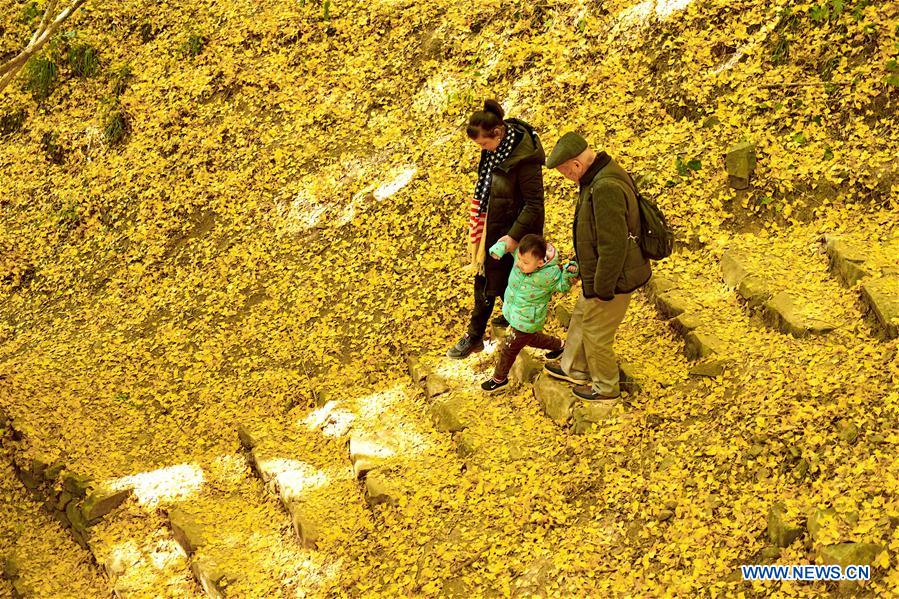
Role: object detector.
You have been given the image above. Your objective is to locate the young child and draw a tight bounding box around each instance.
[481,233,578,392]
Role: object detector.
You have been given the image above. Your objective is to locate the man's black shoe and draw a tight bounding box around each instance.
[543,362,590,385]
[446,334,484,359]
[572,384,621,401]
[491,315,510,328]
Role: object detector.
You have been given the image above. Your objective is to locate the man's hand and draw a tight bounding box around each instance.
[498,235,518,253]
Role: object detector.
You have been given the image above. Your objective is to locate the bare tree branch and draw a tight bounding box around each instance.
[30,0,60,46]
[0,0,87,96]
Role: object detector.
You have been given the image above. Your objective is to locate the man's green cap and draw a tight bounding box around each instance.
[546,132,588,169]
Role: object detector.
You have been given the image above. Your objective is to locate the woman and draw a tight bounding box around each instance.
[447,100,546,359]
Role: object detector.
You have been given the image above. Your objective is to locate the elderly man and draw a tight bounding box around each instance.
[543,132,651,400]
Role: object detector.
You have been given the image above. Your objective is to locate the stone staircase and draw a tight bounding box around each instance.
[0,409,197,597]
[0,422,107,598]
[240,412,371,551]
[1,228,895,595]
[824,233,899,340]
[2,404,330,597]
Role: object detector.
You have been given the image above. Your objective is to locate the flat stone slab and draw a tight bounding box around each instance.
[249,448,351,550]
[645,275,679,297]
[764,291,837,337]
[824,235,871,287]
[860,275,899,339]
[250,450,328,503]
[571,400,620,435]
[406,355,428,386]
[62,472,92,498]
[192,558,234,598]
[168,508,208,555]
[670,312,703,335]
[66,500,90,547]
[510,349,544,387]
[288,501,322,548]
[723,247,841,336]
[423,373,450,399]
[819,542,883,569]
[348,430,399,478]
[533,374,576,425]
[684,330,726,360]
[406,355,450,398]
[652,289,698,319]
[737,274,772,308]
[721,249,751,287]
[645,275,706,325]
[364,470,401,507]
[429,396,467,432]
[689,360,727,378]
[768,503,804,548]
[82,487,132,523]
[236,423,266,450]
[725,141,757,189]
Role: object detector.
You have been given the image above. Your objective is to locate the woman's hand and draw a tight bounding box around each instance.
[498,235,518,253]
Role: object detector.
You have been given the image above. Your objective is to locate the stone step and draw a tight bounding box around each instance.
[409,345,641,441]
[509,348,545,388]
[348,428,403,478]
[2,420,133,550]
[823,234,899,339]
[348,431,411,509]
[0,460,109,598]
[823,235,872,286]
[166,505,243,597]
[160,455,324,598]
[645,276,730,359]
[860,276,899,340]
[363,469,402,507]
[407,355,450,400]
[0,410,194,597]
[721,249,838,338]
[248,435,364,548]
[763,291,838,337]
[645,275,702,319]
[88,502,196,597]
[428,395,470,433]
[533,374,621,434]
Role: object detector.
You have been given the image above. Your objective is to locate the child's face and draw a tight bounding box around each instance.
[516,251,544,274]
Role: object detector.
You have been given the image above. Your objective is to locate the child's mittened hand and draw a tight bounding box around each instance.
[488,240,507,259]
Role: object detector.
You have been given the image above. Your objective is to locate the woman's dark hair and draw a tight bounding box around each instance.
[518,234,547,259]
[466,99,505,139]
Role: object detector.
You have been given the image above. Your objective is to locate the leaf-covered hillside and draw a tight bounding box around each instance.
[0,0,897,596]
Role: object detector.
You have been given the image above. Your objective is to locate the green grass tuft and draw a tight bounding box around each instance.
[68,44,101,77]
[23,56,58,101]
[182,34,206,57]
[103,110,130,146]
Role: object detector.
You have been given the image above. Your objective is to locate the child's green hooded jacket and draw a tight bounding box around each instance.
[502,244,577,333]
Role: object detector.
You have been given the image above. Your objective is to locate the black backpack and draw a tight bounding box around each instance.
[602,174,674,261]
[633,189,674,260]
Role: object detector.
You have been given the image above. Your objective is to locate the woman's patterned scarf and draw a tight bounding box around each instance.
[473,126,522,216]
[468,126,522,249]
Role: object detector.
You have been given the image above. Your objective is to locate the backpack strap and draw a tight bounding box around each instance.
[588,173,640,242]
